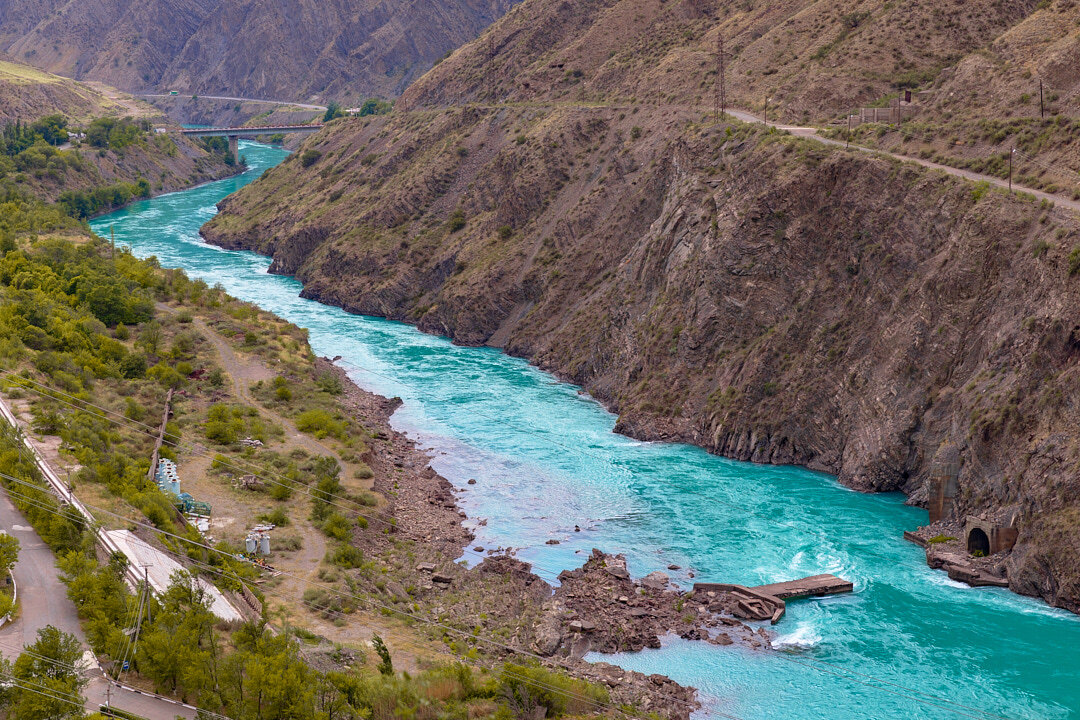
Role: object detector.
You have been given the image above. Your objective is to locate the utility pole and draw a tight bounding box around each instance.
[764,97,769,126]
[715,34,726,123]
[1009,148,1015,193]
[488,32,496,102]
[1040,79,1045,119]
[143,566,152,623]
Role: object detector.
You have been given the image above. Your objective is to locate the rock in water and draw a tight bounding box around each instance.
[642,571,669,590]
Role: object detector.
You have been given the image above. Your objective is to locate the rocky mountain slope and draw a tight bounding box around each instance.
[410,0,1078,195]
[203,0,1080,612]
[1,0,520,104]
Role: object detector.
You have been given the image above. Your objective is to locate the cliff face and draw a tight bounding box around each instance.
[1,0,520,103]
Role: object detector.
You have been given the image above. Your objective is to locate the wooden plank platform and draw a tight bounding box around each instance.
[749,574,854,600]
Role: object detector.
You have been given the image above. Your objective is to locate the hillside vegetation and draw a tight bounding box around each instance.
[0,61,237,212]
[407,0,1078,196]
[206,0,1080,613]
[0,235,628,719]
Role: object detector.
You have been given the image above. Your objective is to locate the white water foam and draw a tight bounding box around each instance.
[773,621,822,648]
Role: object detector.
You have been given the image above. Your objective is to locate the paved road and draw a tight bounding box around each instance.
[727,109,1080,215]
[0,492,196,719]
[140,93,326,111]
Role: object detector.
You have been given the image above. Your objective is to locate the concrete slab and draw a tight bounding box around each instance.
[750,574,854,600]
[104,530,243,622]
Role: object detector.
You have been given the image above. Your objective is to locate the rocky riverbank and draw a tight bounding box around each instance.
[318,358,796,717]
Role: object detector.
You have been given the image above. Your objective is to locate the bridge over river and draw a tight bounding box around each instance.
[180,124,323,162]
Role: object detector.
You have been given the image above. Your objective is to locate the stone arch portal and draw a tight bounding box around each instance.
[967,527,991,556]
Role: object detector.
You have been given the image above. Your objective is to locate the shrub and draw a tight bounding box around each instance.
[497,662,609,716]
[322,513,352,541]
[296,409,345,439]
[326,543,364,568]
[258,507,290,526]
[147,363,184,388]
[447,209,466,232]
[1068,246,1080,276]
[118,353,147,379]
[300,150,322,168]
[315,371,343,395]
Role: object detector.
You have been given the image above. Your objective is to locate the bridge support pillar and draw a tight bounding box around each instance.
[228,135,239,165]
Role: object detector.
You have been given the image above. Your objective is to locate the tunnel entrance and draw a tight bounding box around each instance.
[967,528,990,556]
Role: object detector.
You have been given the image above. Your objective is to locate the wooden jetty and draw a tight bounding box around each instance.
[693,574,853,624]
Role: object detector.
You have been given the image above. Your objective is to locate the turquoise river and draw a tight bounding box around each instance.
[92,141,1079,720]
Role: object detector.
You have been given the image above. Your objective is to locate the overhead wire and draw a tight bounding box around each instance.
[0,362,1027,718]
[0,475,709,720]
[0,470,1021,720]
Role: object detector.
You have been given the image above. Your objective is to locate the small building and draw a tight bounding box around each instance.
[964,516,1018,556]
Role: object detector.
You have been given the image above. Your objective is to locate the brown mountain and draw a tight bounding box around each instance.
[1,0,519,104]
[203,0,1080,611]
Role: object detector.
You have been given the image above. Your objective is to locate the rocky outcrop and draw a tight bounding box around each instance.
[541,550,768,658]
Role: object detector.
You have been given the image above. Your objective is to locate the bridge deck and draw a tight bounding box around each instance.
[180,124,322,136]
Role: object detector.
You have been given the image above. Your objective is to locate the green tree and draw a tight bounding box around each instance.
[30,115,68,146]
[10,626,86,720]
[0,533,19,579]
[136,572,216,695]
[358,98,392,117]
[323,102,344,122]
[0,533,19,618]
[372,634,392,676]
[139,320,162,355]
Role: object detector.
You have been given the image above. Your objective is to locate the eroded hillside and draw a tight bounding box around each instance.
[407,0,1078,196]
[1,0,521,104]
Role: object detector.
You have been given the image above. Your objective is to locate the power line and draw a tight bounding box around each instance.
[0,371,566,580]
[0,473,713,719]
[0,359,1027,716]
[0,472,1021,720]
[0,352,1030,715]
